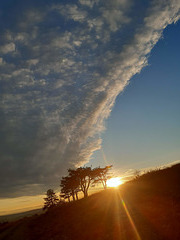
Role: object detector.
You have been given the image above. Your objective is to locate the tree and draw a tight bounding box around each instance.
[74,167,94,198]
[67,169,81,200]
[62,167,94,199]
[60,193,71,202]
[43,189,59,210]
[93,165,112,189]
[60,175,80,202]
[60,166,112,201]
[60,176,72,201]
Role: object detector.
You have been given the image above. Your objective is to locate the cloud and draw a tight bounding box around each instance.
[0,0,180,197]
[54,4,88,23]
[0,42,15,54]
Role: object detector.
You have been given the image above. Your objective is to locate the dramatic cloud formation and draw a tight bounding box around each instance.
[0,0,180,197]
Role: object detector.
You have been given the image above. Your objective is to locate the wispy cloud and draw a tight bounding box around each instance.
[0,0,180,197]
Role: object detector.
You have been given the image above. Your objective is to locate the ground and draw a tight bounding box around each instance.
[0,164,180,240]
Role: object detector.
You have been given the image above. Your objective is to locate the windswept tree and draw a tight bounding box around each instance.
[61,167,95,199]
[74,167,95,198]
[67,169,81,200]
[60,177,71,202]
[60,175,80,202]
[60,166,112,201]
[93,165,112,189]
[43,189,59,210]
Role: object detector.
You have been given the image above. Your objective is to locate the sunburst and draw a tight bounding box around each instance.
[107,177,123,188]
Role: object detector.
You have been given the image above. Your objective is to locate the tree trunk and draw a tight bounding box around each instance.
[76,192,78,200]
[84,190,88,198]
[72,193,75,201]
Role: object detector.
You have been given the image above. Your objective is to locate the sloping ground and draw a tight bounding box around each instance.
[0,164,180,240]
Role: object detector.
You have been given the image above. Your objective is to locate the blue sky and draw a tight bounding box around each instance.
[0,0,180,205]
[90,21,180,174]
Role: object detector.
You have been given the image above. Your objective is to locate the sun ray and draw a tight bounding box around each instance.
[110,189,141,239]
[117,190,141,240]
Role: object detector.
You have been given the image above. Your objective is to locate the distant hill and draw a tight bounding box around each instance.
[0,164,180,240]
[0,208,42,223]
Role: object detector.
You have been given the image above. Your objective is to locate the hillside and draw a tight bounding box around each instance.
[0,164,180,240]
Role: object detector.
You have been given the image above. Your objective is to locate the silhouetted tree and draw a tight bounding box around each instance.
[60,166,112,200]
[59,193,65,203]
[43,189,59,210]
[67,169,80,200]
[74,167,95,198]
[93,165,112,189]
[60,175,79,201]
[60,193,71,202]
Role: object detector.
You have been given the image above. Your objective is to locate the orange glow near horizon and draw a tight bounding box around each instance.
[0,195,44,216]
[107,177,123,188]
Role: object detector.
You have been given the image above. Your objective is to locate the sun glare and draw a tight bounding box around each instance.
[107,177,123,188]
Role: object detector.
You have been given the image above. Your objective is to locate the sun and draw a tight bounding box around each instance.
[107,177,123,188]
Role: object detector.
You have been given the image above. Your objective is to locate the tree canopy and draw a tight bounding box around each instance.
[92,165,112,189]
[43,189,59,210]
[60,165,112,201]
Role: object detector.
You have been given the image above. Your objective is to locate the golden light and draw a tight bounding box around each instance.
[107,177,123,188]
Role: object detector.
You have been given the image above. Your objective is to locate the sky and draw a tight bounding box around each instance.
[89,19,180,176]
[0,0,180,215]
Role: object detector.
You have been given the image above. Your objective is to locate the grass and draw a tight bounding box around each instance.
[0,163,180,240]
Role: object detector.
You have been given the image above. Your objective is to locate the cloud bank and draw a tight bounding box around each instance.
[0,0,180,197]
